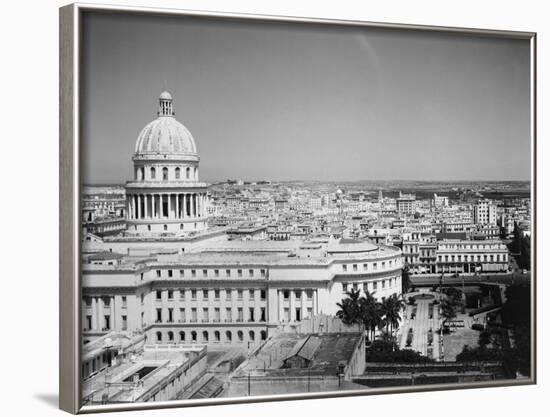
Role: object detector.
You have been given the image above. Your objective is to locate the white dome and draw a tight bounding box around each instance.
[135,117,197,155]
[134,92,197,156]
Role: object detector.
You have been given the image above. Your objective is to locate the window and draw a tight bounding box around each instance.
[249,331,255,341]
[156,332,162,342]
[167,290,173,300]
[214,269,219,277]
[283,290,290,299]
[168,308,173,322]
[156,290,162,300]
[249,269,254,277]
[373,281,378,290]
[260,269,266,277]
[203,289,209,299]
[141,293,145,305]
[342,264,348,272]
[156,270,161,278]
[156,308,162,323]
[168,331,174,342]
[226,269,231,277]
[214,331,221,342]
[238,289,243,300]
[151,167,156,179]
[202,308,209,322]
[191,289,197,300]
[179,308,185,322]
[226,289,232,300]
[296,308,302,322]
[186,167,190,179]
[249,289,255,300]
[260,290,266,300]
[237,331,243,342]
[191,308,197,322]
[175,167,181,179]
[179,331,185,342]
[353,264,358,272]
[214,289,220,299]
[373,263,378,270]
[86,315,92,330]
[382,280,386,289]
[214,308,220,322]
[226,331,232,342]
[261,330,267,340]
[237,308,243,322]
[162,167,168,180]
[191,331,197,343]
[249,308,255,322]
[238,269,243,277]
[343,283,348,293]
[179,269,184,277]
[363,263,368,271]
[226,308,232,321]
[168,270,173,278]
[203,269,208,277]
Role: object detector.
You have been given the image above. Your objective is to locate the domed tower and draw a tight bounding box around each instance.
[125,92,209,235]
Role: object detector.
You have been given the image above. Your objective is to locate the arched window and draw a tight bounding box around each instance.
[214,331,220,342]
[156,331,162,342]
[260,330,267,340]
[168,331,174,342]
[186,167,190,179]
[151,167,156,179]
[237,331,243,342]
[202,331,209,342]
[162,167,168,180]
[191,331,197,343]
[179,331,185,343]
[226,331,232,342]
[175,167,181,179]
[249,331,255,341]
[164,224,167,231]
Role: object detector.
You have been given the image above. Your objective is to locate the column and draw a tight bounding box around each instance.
[278,290,284,322]
[91,297,98,330]
[160,194,165,218]
[176,193,180,219]
[137,195,142,219]
[97,297,104,330]
[181,193,187,219]
[313,290,318,315]
[110,296,116,330]
[289,290,295,322]
[301,289,307,319]
[155,194,159,219]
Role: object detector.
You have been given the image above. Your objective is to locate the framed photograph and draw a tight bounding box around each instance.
[59,3,536,414]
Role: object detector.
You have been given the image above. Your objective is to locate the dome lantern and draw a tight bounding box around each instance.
[158,91,174,117]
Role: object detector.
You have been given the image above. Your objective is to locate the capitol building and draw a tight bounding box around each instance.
[81,92,404,376]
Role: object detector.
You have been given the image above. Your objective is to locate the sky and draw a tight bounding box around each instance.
[81,12,531,185]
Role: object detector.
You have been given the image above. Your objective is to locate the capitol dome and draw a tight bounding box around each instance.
[134,92,197,156]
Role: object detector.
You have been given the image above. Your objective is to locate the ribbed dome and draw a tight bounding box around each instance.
[135,117,197,155]
[134,92,197,156]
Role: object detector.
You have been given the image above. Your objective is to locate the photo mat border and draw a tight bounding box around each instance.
[59,2,537,414]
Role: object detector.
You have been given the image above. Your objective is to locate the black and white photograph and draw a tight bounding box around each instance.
[73,5,534,410]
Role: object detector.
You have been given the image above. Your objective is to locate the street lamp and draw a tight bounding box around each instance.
[336,362,346,388]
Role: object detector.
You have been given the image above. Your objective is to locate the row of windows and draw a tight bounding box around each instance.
[155,329,267,343]
[154,268,267,279]
[83,296,127,309]
[152,289,267,302]
[136,166,197,181]
[438,254,507,263]
[342,277,399,293]
[83,314,125,331]
[341,259,397,273]
[155,306,267,323]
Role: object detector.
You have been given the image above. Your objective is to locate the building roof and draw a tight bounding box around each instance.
[283,335,322,362]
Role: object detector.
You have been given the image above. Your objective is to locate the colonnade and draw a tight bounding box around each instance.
[127,192,207,220]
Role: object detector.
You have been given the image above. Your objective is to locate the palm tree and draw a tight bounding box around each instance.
[336,288,363,327]
[360,291,382,342]
[381,294,405,336]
